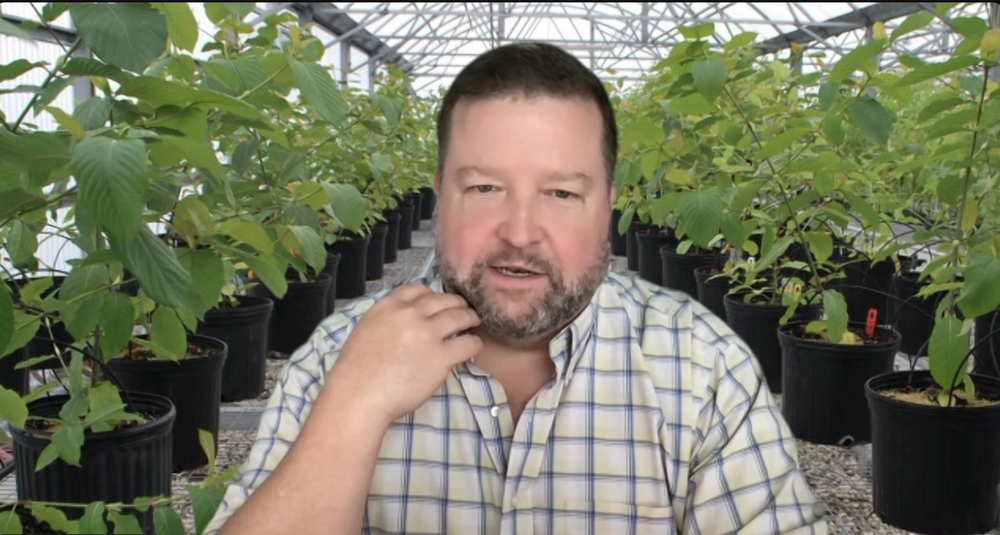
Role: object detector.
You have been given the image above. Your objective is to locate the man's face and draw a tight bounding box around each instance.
[435,94,613,343]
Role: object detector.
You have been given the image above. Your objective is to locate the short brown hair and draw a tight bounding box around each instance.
[436,42,618,186]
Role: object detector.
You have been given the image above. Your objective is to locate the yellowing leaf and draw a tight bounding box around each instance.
[872,21,888,41]
[961,197,978,232]
[44,106,86,139]
[665,168,697,188]
[982,28,1000,62]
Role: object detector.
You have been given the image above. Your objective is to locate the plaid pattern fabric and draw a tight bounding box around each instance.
[205,269,828,535]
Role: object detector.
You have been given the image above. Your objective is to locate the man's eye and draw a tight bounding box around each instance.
[474,185,495,193]
[553,190,576,199]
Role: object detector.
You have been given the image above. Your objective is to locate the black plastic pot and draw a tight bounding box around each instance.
[316,250,341,315]
[694,266,731,323]
[249,273,332,355]
[778,322,899,445]
[406,191,423,231]
[195,295,274,402]
[419,186,436,220]
[866,371,1000,535]
[366,222,389,281]
[840,257,895,325]
[393,200,415,251]
[660,245,728,297]
[327,233,369,299]
[609,209,626,256]
[107,335,226,473]
[11,392,174,535]
[636,229,678,285]
[625,221,651,271]
[974,309,1000,378]
[382,209,403,262]
[889,272,940,357]
[724,292,823,394]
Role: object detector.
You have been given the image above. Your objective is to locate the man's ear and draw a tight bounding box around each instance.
[434,170,442,194]
[609,182,617,207]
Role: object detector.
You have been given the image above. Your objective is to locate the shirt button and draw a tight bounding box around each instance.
[490,405,500,417]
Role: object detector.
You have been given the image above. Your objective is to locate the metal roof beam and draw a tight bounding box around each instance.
[1,14,76,46]
[756,2,930,54]
[289,3,414,73]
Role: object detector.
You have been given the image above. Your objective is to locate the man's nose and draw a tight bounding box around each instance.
[496,195,543,248]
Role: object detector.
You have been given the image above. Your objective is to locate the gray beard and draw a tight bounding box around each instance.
[436,243,610,343]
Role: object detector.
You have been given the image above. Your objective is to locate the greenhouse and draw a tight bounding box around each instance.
[1,1,999,534]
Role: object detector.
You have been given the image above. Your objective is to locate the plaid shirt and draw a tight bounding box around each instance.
[205,269,828,535]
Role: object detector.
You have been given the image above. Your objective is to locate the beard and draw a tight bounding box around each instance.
[437,241,610,343]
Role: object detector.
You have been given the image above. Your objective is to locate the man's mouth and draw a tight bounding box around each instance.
[492,264,544,277]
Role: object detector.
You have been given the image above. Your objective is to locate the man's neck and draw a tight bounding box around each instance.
[472,329,559,424]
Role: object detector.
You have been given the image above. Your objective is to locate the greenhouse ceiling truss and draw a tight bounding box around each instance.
[3,2,997,95]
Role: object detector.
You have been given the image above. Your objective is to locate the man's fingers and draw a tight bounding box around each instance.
[416,291,472,317]
[430,307,481,339]
[442,333,483,364]
[391,283,433,303]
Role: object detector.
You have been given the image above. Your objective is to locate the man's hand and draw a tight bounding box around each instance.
[324,283,483,425]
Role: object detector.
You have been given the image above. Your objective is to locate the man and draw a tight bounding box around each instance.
[206,42,828,535]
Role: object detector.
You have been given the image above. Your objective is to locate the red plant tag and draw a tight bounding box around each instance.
[866,308,878,337]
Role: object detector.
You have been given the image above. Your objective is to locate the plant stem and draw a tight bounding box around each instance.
[943,65,989,318]
[10,38,82,132]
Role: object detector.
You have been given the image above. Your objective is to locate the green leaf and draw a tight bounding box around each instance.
[692,58,727,102]
[929,315,970,392]
[236,251,287,299]
[153,506,185,535]
[957,253,1000,319]
[224,3,255,17]
[0,129,71,182]
[62,58,131,83]
[0,286,12,359]
[0,59,44,83]
[288,226,326,273]
[617,205,636,236]
[891,10,935,42]
[218,220,273,255]
[0,17,32,41]
[0,510,23,534]
[951,16,988,39]
[828,39,885,82]
[323,183,368,232]
[79,502,108,534]
[640,151,660,180]
[818,83,839,111]
[622,118,664,147]
[68,3,168,73]
[372,94,400,126]
[110,226,194,309]
[847,98,893,144]
[72,97,113,131]
[64,292,104,343]
[679,189,724,249]
[926,107,977,139]
[757,127,811,160]
[204,3,229,23]
[820,113,845,148]
[2,312,40,359]
[41,2,70,22]
[0,385,27,429]
[289,59,347,124]
[100,292,136,358]
[70,137,149,242]
[720,212,747,250]
[803,232,833,265]
[668,93,716,115]
[177,248,224,312]
[918,97,966,123]
[189,486,226,535]
[754,235,794,274]
[231,137,260,177]
[894,55,981,87]
[150,135,223,179]
[823,289,849,345]
[153,2,198,52]
[44,106,85,139]
[724,32,758,50]
[108,510,143,535]
[29,504,79,534]
[204,57,266,94]
[52,420,84,467]
[150,306,186,361]
[199,428,217,471]
[678,22,714,40]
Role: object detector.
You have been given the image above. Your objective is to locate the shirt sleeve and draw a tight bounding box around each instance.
[202,301,367,535]
[682,312,829,535]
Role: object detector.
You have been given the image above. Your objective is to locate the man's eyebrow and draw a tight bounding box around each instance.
[454,165,500,180]
[549,171,595,184]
